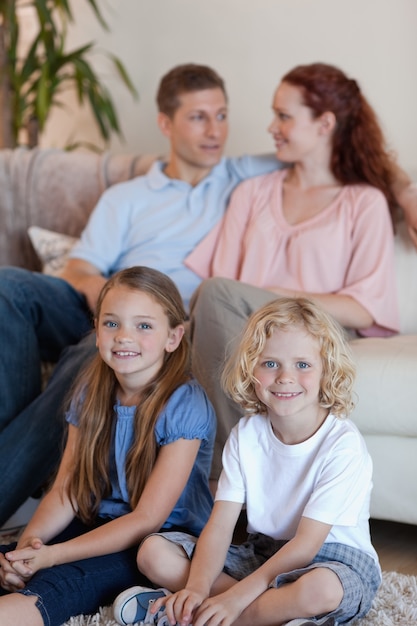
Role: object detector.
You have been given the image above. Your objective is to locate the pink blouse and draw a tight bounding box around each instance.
[185,169,399,337]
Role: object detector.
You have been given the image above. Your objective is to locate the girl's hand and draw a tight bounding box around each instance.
[153,589,206,626]
[5,539,53,577]
[0,551,27,592]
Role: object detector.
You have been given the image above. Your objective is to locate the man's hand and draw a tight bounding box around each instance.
[58,258,107,313]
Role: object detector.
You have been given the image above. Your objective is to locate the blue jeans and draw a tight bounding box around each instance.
[0,268,96,524]
[0,518,150,625]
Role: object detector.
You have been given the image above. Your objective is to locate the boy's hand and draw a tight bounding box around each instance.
[193,591,243,626]
[152,589,206,626]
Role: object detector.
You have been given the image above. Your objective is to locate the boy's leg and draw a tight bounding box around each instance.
[190,278,276,480]
[237,568,343,626]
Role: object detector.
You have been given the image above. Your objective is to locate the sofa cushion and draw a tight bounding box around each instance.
[28,226,78,276]
[349,334,417,437]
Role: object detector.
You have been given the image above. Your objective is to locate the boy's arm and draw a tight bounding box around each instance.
[161,500,242,626]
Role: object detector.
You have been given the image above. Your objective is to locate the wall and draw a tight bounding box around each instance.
[40,0,417,177]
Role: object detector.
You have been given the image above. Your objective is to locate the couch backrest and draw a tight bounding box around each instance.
[0,147,156,270]
[1,147,416,335]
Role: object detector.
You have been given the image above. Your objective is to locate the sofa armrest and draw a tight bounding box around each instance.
[349,334,417,437]
[0,148,157,270]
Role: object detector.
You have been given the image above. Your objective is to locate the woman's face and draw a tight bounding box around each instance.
[268,81,328,163]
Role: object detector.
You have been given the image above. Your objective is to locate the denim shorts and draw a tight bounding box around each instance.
[155,530,381,624]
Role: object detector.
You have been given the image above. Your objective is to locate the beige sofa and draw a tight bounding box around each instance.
[1,147,417,526]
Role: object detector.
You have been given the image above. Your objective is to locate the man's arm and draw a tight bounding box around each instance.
[58,258,107,314]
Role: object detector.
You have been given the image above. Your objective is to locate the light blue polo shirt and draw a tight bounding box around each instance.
[69,155,279,310]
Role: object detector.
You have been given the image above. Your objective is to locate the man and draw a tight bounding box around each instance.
[0,64,278,525]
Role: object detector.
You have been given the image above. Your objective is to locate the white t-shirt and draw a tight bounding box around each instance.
[216,413,379,565]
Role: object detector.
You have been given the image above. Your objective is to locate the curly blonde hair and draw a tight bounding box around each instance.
[221,297,356,418]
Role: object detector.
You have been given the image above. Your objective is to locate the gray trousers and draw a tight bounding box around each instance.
[190,277,277,479]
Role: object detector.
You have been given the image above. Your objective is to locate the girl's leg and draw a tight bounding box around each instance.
[237,568,343,626]
[0,593,43,626]
[138,535,237,593]
[2,546,144,626]
[137,535,192,590]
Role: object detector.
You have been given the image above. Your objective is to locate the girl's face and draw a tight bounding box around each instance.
[268,81,329,163]
[96,286,183,392]
[253,325,326,443]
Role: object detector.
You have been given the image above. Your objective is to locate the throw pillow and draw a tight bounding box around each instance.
[28,226,78,276]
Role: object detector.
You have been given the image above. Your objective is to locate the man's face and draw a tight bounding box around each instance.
[159,88,228,183]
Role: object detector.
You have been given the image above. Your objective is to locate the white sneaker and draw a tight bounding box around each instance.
[284,617,336,626]
[112,585,170,625]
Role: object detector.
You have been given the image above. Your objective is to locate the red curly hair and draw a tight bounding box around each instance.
[282,63,398,221]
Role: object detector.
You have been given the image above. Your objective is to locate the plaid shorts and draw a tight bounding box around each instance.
[154,531,381,624]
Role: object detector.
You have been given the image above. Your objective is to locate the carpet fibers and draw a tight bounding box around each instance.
[60,570,417,626]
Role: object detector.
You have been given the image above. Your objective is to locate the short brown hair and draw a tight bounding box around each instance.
[156,63,227,118]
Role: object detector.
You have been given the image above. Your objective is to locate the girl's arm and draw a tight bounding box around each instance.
[191,516,332,626]
[17,424,79,547]
[1,425,78,590]
[161,500,242,626]
[7,436,202,575]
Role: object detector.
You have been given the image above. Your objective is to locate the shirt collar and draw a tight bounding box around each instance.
[147,158,228,190]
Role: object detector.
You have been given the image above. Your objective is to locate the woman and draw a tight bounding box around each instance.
[186,62,400,484]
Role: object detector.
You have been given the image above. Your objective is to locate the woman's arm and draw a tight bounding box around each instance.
[390,163,417,248]
[7,437,202,575]
[266,287,373,330]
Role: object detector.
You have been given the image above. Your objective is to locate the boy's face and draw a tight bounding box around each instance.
[253,325,326,444]
[159,88,228,183]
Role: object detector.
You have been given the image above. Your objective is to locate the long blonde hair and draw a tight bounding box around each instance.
[67,266,190,524]
[222,297,356,418]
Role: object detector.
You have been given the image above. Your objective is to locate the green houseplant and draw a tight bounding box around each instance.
[0,0,137,148]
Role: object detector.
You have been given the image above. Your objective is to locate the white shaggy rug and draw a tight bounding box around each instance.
[60,570,417,626]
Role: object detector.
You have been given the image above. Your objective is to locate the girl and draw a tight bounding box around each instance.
[114,297,380,626]
[0,266,216,626]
